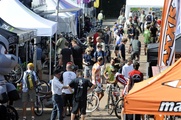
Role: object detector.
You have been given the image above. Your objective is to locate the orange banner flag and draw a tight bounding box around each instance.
[158,0,180,66]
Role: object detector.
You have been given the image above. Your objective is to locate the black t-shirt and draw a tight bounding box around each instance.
[119,44,125,61]
[61,48,72,71]
[69,77,93,101]
[71,45,83,60]
[150,26,158,37]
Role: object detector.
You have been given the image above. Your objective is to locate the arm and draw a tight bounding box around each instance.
[87,84,96,93]
[64,85,73,93]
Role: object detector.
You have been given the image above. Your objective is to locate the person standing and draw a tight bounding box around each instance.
[92,57,104,110]
[68,69,95,120]
[50,69,72,120]
[119,38,128,61]
[97,10,104,27]
[71,39,84,69]
[129,36,141,61]
[36,46,43,80]
[121,57,134,80]
[150,22,158,43]
[139,10,146,33]
[59,42,74,71]
[21,63,37,120]
[62,62,76,117]
[143,25,151,55]
[56,33,67,55]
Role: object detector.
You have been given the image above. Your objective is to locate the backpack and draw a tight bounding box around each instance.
[25,72,36,90]
[146,15,152,22]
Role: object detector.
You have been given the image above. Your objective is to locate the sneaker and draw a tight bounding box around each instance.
[96,107,100,111]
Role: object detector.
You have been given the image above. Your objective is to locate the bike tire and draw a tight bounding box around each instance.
[6,64,24,83]
[6,105,19,120]
[115,98,124,119]
[36,80,50,97]
[107,93,115,115]
[34,96,43,116]
[86,93,99,113]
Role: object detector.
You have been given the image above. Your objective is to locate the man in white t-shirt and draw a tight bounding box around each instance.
[139,10,146,33]
[122,57,134,80]
[62,62,76,116]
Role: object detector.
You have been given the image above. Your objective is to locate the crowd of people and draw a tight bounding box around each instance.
[18,6,163,120]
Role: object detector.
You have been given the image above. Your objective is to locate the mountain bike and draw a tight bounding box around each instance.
[86,90,100,113]
[106,84,120,115]
[114,97,124,119]
[34,79,50,116]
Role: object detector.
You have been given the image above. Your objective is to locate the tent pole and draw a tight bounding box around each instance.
[133,114,135,120]
[54,0,60,67]
[49,37,52,81]
[33,38,37,72]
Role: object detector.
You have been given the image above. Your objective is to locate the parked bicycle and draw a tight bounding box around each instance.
[86,89,100,113]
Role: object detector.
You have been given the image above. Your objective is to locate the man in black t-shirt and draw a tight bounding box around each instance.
[59,42,74,71]
[71,39,84,69]
[68,69,95,120]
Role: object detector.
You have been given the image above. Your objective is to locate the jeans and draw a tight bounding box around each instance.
[50,94,63,120]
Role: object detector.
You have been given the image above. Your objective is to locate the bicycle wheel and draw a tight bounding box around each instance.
[115,98,124,119]
[36,80,49,97]
[107,93,115,115]
[6,105,19,120]
[6,64,23,83]
[34,96,43,116]
[86,93,99,113]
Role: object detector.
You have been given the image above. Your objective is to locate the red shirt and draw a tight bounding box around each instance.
[128,70,143,90]
[93,32,99,45]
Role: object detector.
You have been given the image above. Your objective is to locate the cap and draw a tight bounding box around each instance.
[118,25,123,29]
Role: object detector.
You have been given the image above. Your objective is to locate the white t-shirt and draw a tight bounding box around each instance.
[62,71,76,94]
[51,76,63,95]
[122,64,134,80]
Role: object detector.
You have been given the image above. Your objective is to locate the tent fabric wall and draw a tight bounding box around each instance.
[0,0,57,37]
[0,18,36,44]
[0,28,18,46]
[125,0,164,19]
[43,0,77,35]
[124,58,181,115]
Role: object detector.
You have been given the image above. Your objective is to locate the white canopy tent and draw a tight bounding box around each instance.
[0,0,57,37]
[0,0,58,79]
[43,0,78,35]
[125,0,164,19]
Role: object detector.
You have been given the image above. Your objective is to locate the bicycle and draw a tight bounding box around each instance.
[86,89,100,113]
[106,84,120,115]
[114,97,124,119]
[34,78,50,116]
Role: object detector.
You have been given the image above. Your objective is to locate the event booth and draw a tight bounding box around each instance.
[125,0,164,19]
[124,58,181,115]
[0,0,57,79]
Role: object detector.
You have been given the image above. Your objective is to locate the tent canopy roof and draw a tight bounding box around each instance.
[124,57,181,115]
[0,0,57,36]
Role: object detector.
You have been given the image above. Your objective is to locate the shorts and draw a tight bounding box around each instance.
[84,66,92,77]
[62,93,73,107]
[22,89,36,102]
[36,60,42,71]
[131,51,140,60]
[71,100,86,115]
